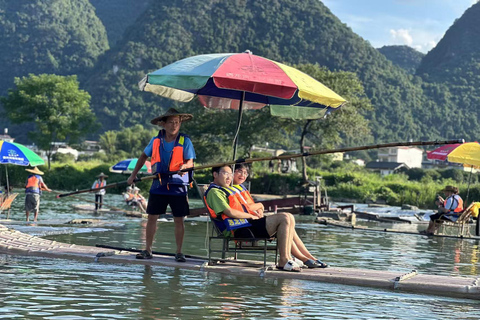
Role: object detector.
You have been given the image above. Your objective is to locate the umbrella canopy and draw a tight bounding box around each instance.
[0,140,45,166]
[139,51,346,119]
[139,51,347,159]
[109,158,152,174]
[427,142,480,204]
[427,142,480,166]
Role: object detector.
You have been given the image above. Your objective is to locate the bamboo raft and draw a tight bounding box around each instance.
[318,218,480,240]
[0,224,479,300]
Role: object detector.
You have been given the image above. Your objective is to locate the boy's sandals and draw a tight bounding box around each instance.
[304,259,329,268]
[136,250,153,259]
[175,253,186,262]
[276,260,302,272]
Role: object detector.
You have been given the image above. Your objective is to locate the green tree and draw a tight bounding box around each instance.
[98,124,157,161]
[292,65,373,182]
[1,74,98,169]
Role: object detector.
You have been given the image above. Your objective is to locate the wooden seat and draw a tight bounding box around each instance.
[194,182,278,267]
[434,202,475,237]
[0,193,18,219]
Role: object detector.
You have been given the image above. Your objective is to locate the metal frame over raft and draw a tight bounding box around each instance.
[0,224,479,301]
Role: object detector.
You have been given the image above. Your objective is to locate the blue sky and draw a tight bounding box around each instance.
[322,0,477,53]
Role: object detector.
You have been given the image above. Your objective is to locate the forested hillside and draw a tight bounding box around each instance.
[89,0,150,46]
[1,0,480,146]
[0,0,109,141]
[378,45,424,74]
[417,2,480,87]
[85,0,473,144]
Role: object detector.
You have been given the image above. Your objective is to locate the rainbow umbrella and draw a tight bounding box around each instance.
[109,158,152,174]
[427,142,480,203]
[0,140,45,166]
[139,51,346,159]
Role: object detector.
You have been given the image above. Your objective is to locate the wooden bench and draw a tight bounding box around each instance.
[0,193,19,219]
[195,182,278,267]
[434,202,475,237]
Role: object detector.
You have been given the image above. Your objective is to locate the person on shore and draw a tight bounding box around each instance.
[231,163,328,268]
[133,186,147,213]
[91,173,108,211]
[123,186,135,204]
[127,108,195,262]
[205,165,325,272]
[25,167,51,222]
[423,185,464,235]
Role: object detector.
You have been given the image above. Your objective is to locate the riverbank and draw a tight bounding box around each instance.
[2,161,479,210]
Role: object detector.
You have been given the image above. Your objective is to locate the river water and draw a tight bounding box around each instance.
[1,192,480,319]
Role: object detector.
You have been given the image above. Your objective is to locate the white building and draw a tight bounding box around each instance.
[377,147,423,169]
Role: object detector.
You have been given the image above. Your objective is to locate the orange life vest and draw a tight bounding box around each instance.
[151,131,186,173]
[94,180,106,189]
[151,130,191,186]
[125,192,135,202]
[232,184,255,204]
[444,195,464,213]
[204,183,253,232]
[25,175,41,193]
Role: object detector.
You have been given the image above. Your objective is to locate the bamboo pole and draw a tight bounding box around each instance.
[56,139,464,198]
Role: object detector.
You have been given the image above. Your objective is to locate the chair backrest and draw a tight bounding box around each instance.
[456,202,475,223]
[0,193,18,211]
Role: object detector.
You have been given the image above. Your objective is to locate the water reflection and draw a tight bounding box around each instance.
[2,192,480,318]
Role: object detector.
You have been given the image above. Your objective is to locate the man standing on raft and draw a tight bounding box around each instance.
[127,108,195,262]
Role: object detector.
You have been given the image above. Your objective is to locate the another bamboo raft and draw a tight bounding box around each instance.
[0,223,479,300]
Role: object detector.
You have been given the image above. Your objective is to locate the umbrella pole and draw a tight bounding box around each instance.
[465,166,473,205]
[232,91,245,160]
[5,165,9,196]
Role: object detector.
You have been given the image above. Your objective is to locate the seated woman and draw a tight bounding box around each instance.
[133,186,147,213]
[423,185,464,235]
[232,163,328,268]
[123,186,135,205]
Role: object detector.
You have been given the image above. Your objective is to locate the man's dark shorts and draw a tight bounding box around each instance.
[146,194,189,217]
[234,217,272,239]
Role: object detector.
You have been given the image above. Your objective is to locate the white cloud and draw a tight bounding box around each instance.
[389,29,413,46]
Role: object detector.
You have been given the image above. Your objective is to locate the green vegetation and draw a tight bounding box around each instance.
[378,45,424,74]
[1,74,98,169]
[89,0,150,46]
[0,0,109,142]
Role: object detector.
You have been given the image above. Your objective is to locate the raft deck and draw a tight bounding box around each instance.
[0,223,479,301]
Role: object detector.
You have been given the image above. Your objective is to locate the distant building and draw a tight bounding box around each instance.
[352,159,365,166]
[56,146,79,160]
[0,128,14,142]
[330,152,344,161]
[377,147,423,168]
[365,162,409,176]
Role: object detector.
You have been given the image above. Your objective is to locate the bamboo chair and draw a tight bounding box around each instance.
[195,181,277,267]
[0,193,18,219]
[434,202,475,237]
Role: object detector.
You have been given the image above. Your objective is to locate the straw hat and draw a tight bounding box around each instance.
[150,108,193,125]
[25,167,44,175]
[97,172,108,178]
[442,185,458,193]
[133,186,140,191]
